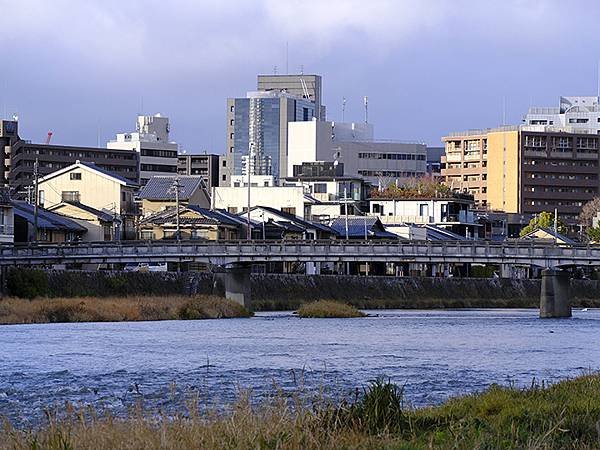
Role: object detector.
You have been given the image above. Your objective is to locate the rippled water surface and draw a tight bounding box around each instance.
[1,309,599,426]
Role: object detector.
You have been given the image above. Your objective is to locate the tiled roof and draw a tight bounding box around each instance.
[12,201,87,232]
[249,206,338,235]
[138,176,204,201]
[330,216,399,239]
[421,224,467,241]
[521,226,576,245]
[58,201,115,222]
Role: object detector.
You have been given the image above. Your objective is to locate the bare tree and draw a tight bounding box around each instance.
[579,197,600,227]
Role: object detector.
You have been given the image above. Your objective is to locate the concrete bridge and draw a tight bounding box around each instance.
[2,240,596,317]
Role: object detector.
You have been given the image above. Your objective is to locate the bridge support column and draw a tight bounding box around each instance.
[501,264,513,278]
[224,266,252,311]
[540,268,571,319]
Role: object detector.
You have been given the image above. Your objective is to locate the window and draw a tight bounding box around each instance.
[140,230,155,240]
[222,160,227,167]
[70,172,82,180]
[222,175,227,181]
[61,191,80,202]
[227,207,238,214]
[313,183,327,193]
[38,190,45,208]
[122,192,126,202]
[191,229,209,240]
[281,207,296,216]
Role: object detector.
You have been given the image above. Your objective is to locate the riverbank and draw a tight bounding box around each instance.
[5,269,600,310]
[3,374,599,449]
[0,295,252,324]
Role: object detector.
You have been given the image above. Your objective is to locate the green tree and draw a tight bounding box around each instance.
[519,211,566,237]
[587,226,600,243]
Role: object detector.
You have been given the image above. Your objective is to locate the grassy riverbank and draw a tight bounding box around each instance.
[2,375,600,449]
[0,295,252,324]
[297,300,366,318]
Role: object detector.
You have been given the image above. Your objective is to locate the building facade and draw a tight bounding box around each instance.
[257,74,325,120]
[177,153,220,190]
[524,96,600,134]
[287,120,427,186]
[107,114,178,185]
[1,119,139,194]
[224,90,317,182]
[442,126,600,225]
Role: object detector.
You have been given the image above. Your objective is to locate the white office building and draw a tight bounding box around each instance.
[108,114,179,185]
[287,120,426,187]
[524,96,600,134]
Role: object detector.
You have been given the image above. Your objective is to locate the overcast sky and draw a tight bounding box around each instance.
[2,0,600,152]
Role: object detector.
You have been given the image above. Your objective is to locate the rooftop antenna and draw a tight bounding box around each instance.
[363,96,369,124]
[285,42,289,75]
[342,97,346,122]
[273,65,278,75]
[300,64,304,75]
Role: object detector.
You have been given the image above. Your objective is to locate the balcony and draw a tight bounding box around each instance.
[464,153,481,161]
[445,153,462,162]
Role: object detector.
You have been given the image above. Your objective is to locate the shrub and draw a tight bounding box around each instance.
[6,268,48,299]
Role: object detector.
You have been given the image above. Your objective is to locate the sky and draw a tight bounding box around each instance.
[2,0,600,152]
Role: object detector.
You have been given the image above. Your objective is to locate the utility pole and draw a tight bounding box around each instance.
[33,158,39,242]
[169,176,182,241]
[247,143,254,240]
[344,185,349,240]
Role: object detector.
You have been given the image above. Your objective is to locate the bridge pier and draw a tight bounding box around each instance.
[540,268,571,319]
[223,265,252,311]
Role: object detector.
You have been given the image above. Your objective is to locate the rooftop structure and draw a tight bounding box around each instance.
[524,96,600,134]
[108,114,178,185]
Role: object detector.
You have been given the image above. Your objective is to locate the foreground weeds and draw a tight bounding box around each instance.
[0,295,252,324]
[3,375,600,449]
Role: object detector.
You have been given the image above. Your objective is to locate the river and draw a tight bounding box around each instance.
[1,309,599,426]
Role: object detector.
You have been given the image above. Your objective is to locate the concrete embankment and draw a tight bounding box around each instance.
[5,270,598,310]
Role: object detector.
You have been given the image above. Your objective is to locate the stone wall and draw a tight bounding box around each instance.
[10,270,600,310]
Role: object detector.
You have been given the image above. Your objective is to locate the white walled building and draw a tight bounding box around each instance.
[524,96,600,134]
[287,120,426,186]
[212,186,306,218]
[230,175,276,187]
[108,114,179,185]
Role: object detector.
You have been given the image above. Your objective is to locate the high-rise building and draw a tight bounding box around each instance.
[524,96,600,134]
[107,114,178,185]
[257,74,325,119]
[224,89,317,182]
[442,125,600,225]
[287,120,427,187]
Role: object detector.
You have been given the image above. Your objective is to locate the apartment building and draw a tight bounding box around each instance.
[442,126,600,224]
[177,153,220,189]
[1,119,139,194]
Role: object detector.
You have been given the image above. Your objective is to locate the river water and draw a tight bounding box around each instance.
[1,309,599,426]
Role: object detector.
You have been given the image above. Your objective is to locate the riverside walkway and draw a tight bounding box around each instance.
[0,240,599,268]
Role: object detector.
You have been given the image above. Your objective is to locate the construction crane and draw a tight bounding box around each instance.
[45,131,53,145]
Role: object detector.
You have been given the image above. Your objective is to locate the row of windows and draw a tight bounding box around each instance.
[524,186,596,194]
[21,149,137,160]
[357,153,426,161]
[141,149,177,158]
[528,200,584,207]
[141,164,177,172]
[527,173,598,180]
[358,170,421,177]
[524,160,598,167]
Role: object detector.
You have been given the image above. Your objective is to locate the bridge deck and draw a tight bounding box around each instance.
[0,240,599,268]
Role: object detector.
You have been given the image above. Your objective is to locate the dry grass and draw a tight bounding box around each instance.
[0,295,253,325]
[297,300,366,318]
[3,375,600,449]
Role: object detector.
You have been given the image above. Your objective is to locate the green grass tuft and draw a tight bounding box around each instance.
[297,300,365,318]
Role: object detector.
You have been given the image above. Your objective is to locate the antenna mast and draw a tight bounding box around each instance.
[342,97,346,122]
[363,96,369,124]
